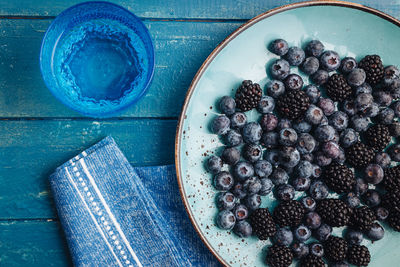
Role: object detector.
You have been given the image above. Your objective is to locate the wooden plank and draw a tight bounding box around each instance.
[0,119,177,219]
[0,220,71,266]
[0,19,240,118]
[0,0,398,20]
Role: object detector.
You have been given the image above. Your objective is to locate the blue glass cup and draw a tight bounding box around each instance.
[40,1,155,117]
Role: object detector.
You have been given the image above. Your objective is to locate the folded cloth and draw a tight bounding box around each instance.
[50,136,219,267]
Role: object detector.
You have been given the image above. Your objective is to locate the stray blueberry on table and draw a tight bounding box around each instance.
[269,39,289,56]
[285,46,305,66]
[218,96,236,115]
[270,59,290,80]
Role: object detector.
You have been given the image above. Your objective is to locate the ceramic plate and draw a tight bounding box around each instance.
[176,1,400,266]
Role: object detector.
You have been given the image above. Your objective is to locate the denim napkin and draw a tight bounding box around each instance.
[50,136,219,267]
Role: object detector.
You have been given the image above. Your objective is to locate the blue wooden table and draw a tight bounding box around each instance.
[0,0,398,265]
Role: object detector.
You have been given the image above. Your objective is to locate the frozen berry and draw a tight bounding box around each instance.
[292,177,311,191]
[320,50,341,71]
[297,133,317,154]
[206,155,223,174]
[305,211,322,229]
[221,147,240,165]
[270,167,289,185]
[340,128,359,148]
[305,84,321,104]
[279,146,301,168]
[389,143,400,162]
[242,144,262,163]
[366,222,384,241]
[274,227,294,246]
[257,96,275,114]
[211,115,230,135]
[284,74,303,90]
[233,204,249,221]
[219,96,236,115]
[216,192,236,210]
[224,129,243,147]
[230,112,247,128]
[374,152,391,168]
[233,220,252,238]
[244,194,262,210]
[329,111,348,131]
[301,56,319,75]
[243,176,262,194]
[276,184,295,201]
[260,113,278,131]
[216,210,236,230]
[344,192,360,208]
[262,131,279,149]
[362,189,381,207]
[285,46,305,66]
[310,242,324,257]
[259,178,274,196]
[309,180,329,200]
[242,122,262,144]
[279,128,298,146]
[292,242,309,259]
[314,125,336,142]
[314,223,332,242]
[233,161,254,182]
[347,68,366,87]
[305,40,324,57]
[294,225,311,242]
[340,57,357,73]
[311,69,329,85]
[270,59,290,80]
[266,80,286,98]
[301,197,316,211]
[214,171,234,191]
[318,97,335,116]
[305,105,324,125]
[364,164,384,184]
[269,39,289,56]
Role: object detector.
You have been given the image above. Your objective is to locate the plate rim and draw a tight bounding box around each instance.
[175,1,400,266]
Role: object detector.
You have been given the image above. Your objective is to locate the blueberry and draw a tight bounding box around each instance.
[332,130,340,144]
[304,85,321,104]
[340,57,357,74]
[355,83,372,95]
[230,112,247,129]
[314,125,336,142]
[347,68,366,87]
[279,146,301,168]
[302,153,314,162]
[269,39,289,56]
[294,225,311,242]
[334,146,346,164]
[219,96,236,115]
[366,222,385,241]
[383,65,400,87]
[292,242,309,259]
[257,96,275,114]
[284,74,303,90]
[305,212,322,229]
[232,183,247,199]
[362,189,381,207]
[364,102,380,117]
[292,177,311,191]
[344,192,360,208]
[320,50,341,71]
[221,147,240,165]
[301,56,319,75]
[211,115,230,135]
[233,204,249,221]
[259,178,274,196]
[329,111,348,131]
[354,178,368,195]
[242,144,262,163]
[293,119,312,133]
[390,122,400,137]
[342,99,357,116]
[260,113,278,132]
[305,105,324,125]
[224,129,243,147]
[233,161,254,182]
[355,93,373,113]
[270,59,290,80]
[276,184,295,201]
[312,164,322,178]
[310,243,324,257]
[301,197,316,211]
[274,227,294,246]
[266,80,286,98]
[206,155,223,174]
[317,97,335,116]
[305,40,325,57]
[311,69,329,85]
[244,194,261,210]
[216,192,236,210]
[243,176,262,194]
[322,141,340,159]
[314,224,332,242]
[213,171,234,191]
[389,143,400,162]
[265,150,280,166]
[270,167,289,185]
[233,220,252,238]
[309,180,329,200]
[262,132,279,149]
[365,164,384,184]
[374,91,393,107]
[346,229,363,245]
[314,151,332,167]
[374,206,389,221]
[378,108,395,124]
[216,210,236,230]
[350,115,369,132]
[390,81,400,99]
[297,133,317,154]
[279,127,298,146]
[253,160,272,178]
[374,152,391,168]
[295,160,313,178]
[285,46,305,66]
[392,101,400,117]
[242,122,262,144]
[277,118,292,131]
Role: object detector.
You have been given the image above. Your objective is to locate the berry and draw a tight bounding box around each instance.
[302,153,314,162]
[232,183,247,199]
[325,74,352,102]
[235,80,262,111]
[266,80,286,98]
[317,97,335,116]
[355,83,372,95]
[324,236,348,262]
[350,206,376,231]
[265,150,280,166]
[297,133,317,154]
[304,84,321,104]
[301,56,319,75]
[320,50,341,71]
[257,96,275,114]
[284,74,303,90]
[233,161,254,182]
[211,115,230,135]
[269,39,289,56]
[270,59,290,80]
[206,155,223,174]
[295,160,313,178]
[311,69,329,85]
[323,162,355,194]
[277,89,311,120]
[221,147,240,165]
[312,164,322,178]
[279,146,301,168]
[346,229,363,245]
[273,200,305,227]
[365,102,380,117]
[242,144,262,163]
[305,40,324,57]
[350,115,370,132]
[270,167,289,185]
[366,222,384,241]
[274,227,294,246]
[213,171,234,191]
[322,141,341,159]
[249,208,277,240]
[293,119,312,133]
[340,57,357,73]
[329,111,349,131]
[354,178,368,195]
[243,176,262,194]
[292,242,309,259]
[254,160,272,178]
[342,99,357,116]
[279,127,298,146]
[301,197,316,211]
[374,206,389,221]
[314,125,336,142]
[346,142,375,168]
[383,65,400,87]
[314,223,332,242]
[260,113,278,131]
[355,93,373,114]
[259,178,274,196]
[233,204,249,221]
[358,54,384,85]
[347,68,366,87]
[300,254,325,267]
[244,194,262,210]
[216,192,236,210]
[224,129,243,147]
[292,177,311,192]
[285,46,305,66]
[305,104,324,125]
[392,101,400,117]
[305,211,322,229]
[344,192,361,208]
[309,180,329,200]
[347,245,371,267]
[266,244,293,267]
[314,151,332,167]
[277,118,292,131]
[242,122,262,144]
[276,184,295,201]
[219,96,236,115]
[233,220,252,238]
[262,131,279,149]
[294,225,311,242]
[389,121,400,137]
[366,124,391,151]
[310,242,324,257]
[340,128,359,148]
[389,143,400,162]
[335,147,346,164]
[374,90,392,107]
[216,210,236,230]
[316,199,352,227]
[364,164,384,184]
[230,112,247,128]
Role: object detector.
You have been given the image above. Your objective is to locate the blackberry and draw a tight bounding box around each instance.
[358,55,384,85]
[266,244,293,267]
[382,190,400,213]
[273,200,305,227]
[345,142,375,168]
[300,254,325,267]
[325,74,352,102]
[235,80,262,111]
[324,236,348,262]
[347,245,371,266]
[383,165,400,192]
[365,124,391,151]
[316,199,352,227]
[249,208,277,240]
[276,90,311,120]
[323,163,355,194]
[387,211,400,231]
[350,206,376,231]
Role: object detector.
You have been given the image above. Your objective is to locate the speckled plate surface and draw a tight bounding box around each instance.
[175,1,400,266]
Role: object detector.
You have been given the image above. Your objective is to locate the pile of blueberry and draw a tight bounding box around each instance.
[206,38,400,266]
